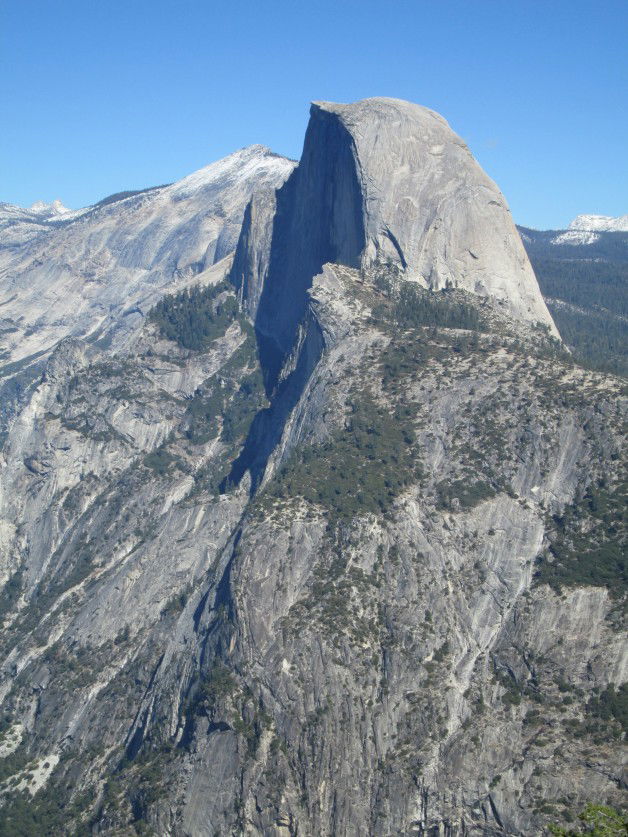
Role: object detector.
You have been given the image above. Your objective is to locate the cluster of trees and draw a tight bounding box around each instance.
[265,393,421,519]
[436,478,496,511]
[394,283,483,331]
[148,281,238,350]
[535,478,626,598]
[0,782,94,836]
[549,803,627,836]
[533,258,628,316]
[521,231,628,377]
[0,569,22,622]
[544,302,627,378]
[371,280,483,332]
[587,683,628,736]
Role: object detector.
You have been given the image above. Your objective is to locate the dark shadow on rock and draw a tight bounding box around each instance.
[222,314,324,494]
[253,103,365,393]
[223,104,366,492]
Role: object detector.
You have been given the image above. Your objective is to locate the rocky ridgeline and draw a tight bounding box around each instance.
[0,99,625,836]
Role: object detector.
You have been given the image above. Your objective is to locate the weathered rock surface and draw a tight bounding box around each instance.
[0,100,625,836]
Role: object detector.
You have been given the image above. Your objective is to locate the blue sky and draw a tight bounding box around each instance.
[1,0,626,228]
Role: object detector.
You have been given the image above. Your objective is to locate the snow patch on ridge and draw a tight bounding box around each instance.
[568,214,628,232]
[167,145,294,200]
[550,213,627,246]
[29,198,72,217]
[552,229,601,246]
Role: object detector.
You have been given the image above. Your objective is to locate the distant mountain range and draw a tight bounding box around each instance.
[568,213,628,232]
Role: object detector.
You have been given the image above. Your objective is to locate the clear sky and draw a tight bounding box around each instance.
[1,0,626,229]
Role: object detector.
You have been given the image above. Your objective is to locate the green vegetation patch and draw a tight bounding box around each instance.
[378,335,450,387]
[101,742,181,831]
[393,283,483,331]
[436,478,496,511]
[0,569,23,623]
[586,683,628,735]
[263,391,422,519]
[148,281,238,350]
[547,303,628,379]
[535,477,627,598]
[187,328,267,495]
[143,449,181,475]
[549,803,627,836]
[184,389,223,445]
[221,368,266,445]
[530,253,628,378]
[196,663,238,713]
[184,325,264,450]
[370,276,485,333]
[0,786,95,837]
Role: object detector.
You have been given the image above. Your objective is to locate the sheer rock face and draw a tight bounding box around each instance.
[248,106,366,365]
[229,187,279,319]
[237,97,558,357]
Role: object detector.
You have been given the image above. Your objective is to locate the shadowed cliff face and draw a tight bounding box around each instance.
[224,307,325,493]
[228,107,370,486]
[252,105,366,388]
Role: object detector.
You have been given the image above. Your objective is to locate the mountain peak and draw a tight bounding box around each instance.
[568,213,628,232]
[28,198,71,216]
[166,144,294,200]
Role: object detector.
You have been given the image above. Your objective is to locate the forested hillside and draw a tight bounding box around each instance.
[519,227,628,377]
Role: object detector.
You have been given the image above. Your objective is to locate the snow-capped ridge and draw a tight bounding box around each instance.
[29,198,72,217]
[552,230,601,246]
[0,144,295,367]
[568,214,628,233]
[166,145,294,200]
[547,213,628,246]
[2,146,293,220]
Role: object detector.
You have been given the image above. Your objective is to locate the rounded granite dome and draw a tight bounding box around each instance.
[312,96,453,131]
[303,97,558,336]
